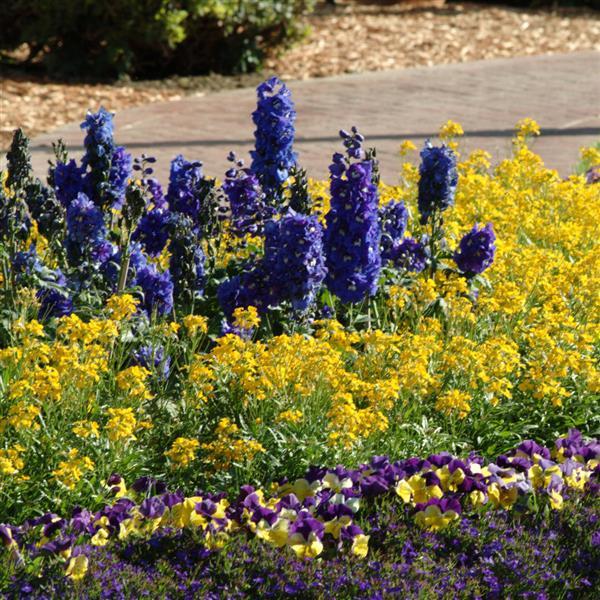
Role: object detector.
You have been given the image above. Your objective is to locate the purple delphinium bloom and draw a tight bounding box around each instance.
[134,265,174,317]
[262,211,327,311]
[101,242,148,291]
[65,192,112,267]
[453,223,496,275]
[53,159,84,207]
[80,108,132,210]
[167,154,203,220]
[146,178,166,209]
[217,262,272,318]
[379,200,409,263]
[390,237,429,273]
[223,154,273,237]
[133,207,172,257]
[417,142,458,224]
[133,345,171,380]
[37,288,74,320]
[106,146,133,210]
[250,77,297,199]
[323,130,382,304]
[11,244,42,284]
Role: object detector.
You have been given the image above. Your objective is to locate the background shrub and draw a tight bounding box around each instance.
[1,0,315,79]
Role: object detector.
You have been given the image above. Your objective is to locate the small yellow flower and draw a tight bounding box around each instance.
[435,389,471,419]
[72,420,100,438]
[439,120,464,140]
[399,140,417,156]
[183,314,209,336]
[106,294,138,320]
[165,437,200,468]
[105,408,137,442]
[276,409,303,425]
[52,449,94,489]
[515,118,541,141]
[233,306,260,331]
[579,145,600,167]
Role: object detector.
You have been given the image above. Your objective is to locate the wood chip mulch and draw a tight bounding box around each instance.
[1,1,599,150]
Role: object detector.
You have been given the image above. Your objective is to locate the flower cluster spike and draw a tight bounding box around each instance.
[323,127,382,303]
[250,76,297,201]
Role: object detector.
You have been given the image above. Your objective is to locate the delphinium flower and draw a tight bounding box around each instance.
[80,107,132,210]
[133,345,171,380]
[65,192,113,268]
[262,211,327,311]
[223,152,273,237]
[390,237,429,273]
[453,223,496,275]
[250,76,297,202]
[53,159,85,207]
[37,287,74,320]
[323,128,382,303]
[101,242,148,291]
[133,264,174,317]
[417,141,458,225]
[11,244,42,285]
[379,200,409,263]
[166,154,203,220]
[132,206,171,257]
[168,213,206,308]
[217,262,272,318]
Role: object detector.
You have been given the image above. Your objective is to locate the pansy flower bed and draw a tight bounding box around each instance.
[0,77,599,596]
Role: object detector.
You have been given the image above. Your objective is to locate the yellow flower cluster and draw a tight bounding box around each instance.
[52,449,94,489]
[116,366,152,401]
[105,408,138,442]
[232,305,260,331]
[165,437,200,467]
[0,445,26,476]
[183,314,209,337]
[200,418,265,471]
[106,293,138,320]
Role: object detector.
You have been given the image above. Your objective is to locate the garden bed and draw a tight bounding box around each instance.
[0,76,599,596]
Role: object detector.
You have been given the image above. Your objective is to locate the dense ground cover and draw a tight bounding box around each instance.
[0,77,599,594]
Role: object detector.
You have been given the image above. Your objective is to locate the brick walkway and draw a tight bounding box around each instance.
[29,52,600,181]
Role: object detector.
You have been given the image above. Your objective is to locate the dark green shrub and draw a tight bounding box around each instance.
[0,1,315,79]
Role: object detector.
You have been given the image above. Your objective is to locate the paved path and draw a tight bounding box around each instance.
[30,52,600,182]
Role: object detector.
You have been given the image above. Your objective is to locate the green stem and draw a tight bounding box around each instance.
[117,233,131,294]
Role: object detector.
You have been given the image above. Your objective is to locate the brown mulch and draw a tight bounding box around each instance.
[266,1,600,78]
[1,1,599,150]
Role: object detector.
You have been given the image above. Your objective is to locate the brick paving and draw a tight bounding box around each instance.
[29,52,600,181]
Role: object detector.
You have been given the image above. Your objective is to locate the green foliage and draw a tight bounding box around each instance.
[0,1,315,78]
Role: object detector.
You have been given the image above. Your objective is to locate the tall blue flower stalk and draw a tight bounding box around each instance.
[379,200,409,264]
[166,154,203,220]
[263,211,327,312]
[323,129,381,304]
[65,193,113,268]
[217,211,325,317]
[223,153,273,237]
[417,142,458,225]
[134,264,174,318]
[250,77,297,202]
[80,107,132,210]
